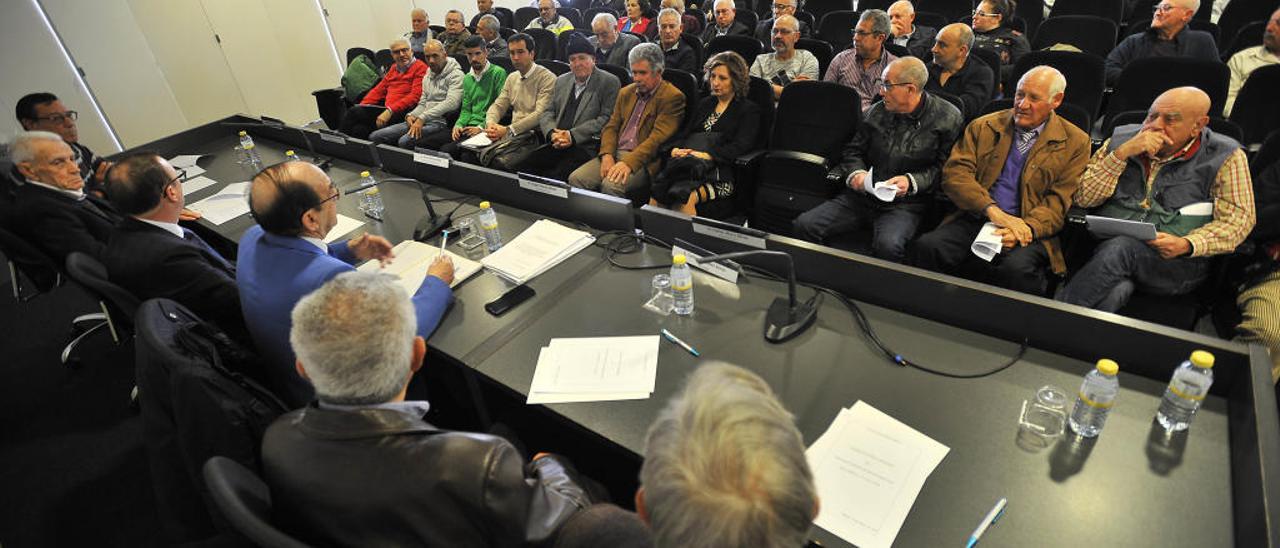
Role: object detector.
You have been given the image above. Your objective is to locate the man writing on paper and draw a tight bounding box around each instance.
[237,161,454,407]
[1060,87,1254,312]
[262,272,593,546]
[793,57,963,263]
[912,66,1090,296]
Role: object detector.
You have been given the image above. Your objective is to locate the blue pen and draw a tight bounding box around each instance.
[966,497,1007,548]
[661,328,700,357]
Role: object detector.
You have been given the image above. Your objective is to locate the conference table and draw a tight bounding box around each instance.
[130,115,1280,547]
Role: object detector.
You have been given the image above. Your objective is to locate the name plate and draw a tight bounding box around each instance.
[318,131,346,145]
[519,178,569,199]
[414,152,449,168]
[673,245,739,284]
[692,222,767,249]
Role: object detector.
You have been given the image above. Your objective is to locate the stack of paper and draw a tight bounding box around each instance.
[807,401,950,548]
[970,221,1003,262]
[168,154,207,178]
[324,214,365,243]
[527,336,660,404]
[480,219,595,284]
[460,132,493,150]
[356,239,482,290]
[188,182,250,225]
[181,176,218,196]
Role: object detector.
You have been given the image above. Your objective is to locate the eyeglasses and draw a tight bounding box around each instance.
[852,30,880,37]
[315,182,340,208]
[879,81,912,90]
[772,28,796,34]
[33,111,78,124]
[1153,3,1180,13]
[972,10,998,17]
[169,169,187,186]
[391,47,412,55]
[772,3,795,10]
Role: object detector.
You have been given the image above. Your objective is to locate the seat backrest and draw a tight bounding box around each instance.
[491,55,515,74]
[1049,0,1124,24]
[0,223,61,295]
[968,47,1003,95]
[680,32,706,68]
[1251,129,1280,179]
[599,62,633,85]
[795,10,816,29]
[1012,0,1045,38]
[1218,0,1276,56]
[538,58,572,76]
[705,34,763,66]
[203,456,312,548]
[66,251,140,324]
[771,80,861,157]
[1227,64,1280,146]
[583,6,618,24]
[345,47,375,67]
[1009,50,1106,119]
[794,38,834,79]
[917,0,975,23]
[523,27,560,60]
[662,68,701,122]
[515,6,541,30]
[374,48,393,74]
[804,0,853,21]
[1109,57,1229,118]
[817,10,859,51]
[1031,15,1118,58]
[1222,20,1265,60]
[451,52,468,71]
[736,9,759,33]
[558,7,585,29]
[494,7,516,28]
[914,11,949,31]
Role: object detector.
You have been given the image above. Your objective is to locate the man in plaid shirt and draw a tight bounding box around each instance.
[1060,87,1255,312]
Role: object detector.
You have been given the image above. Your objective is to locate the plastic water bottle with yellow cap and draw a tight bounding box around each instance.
[671,254,694,315]
[478,201,502,251]
[284,150,298,161]
[1069,359,1119,438]
[1157,350,1215,432]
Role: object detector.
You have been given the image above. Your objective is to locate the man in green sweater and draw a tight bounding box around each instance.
[421,35,507,153]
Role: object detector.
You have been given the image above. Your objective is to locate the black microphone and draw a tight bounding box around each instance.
[694,249,821,343]
[219,118,332,171]
[343,177,450,242]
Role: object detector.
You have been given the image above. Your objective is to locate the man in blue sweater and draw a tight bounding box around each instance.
[1105,0,1218,85]
[236,161,454,407]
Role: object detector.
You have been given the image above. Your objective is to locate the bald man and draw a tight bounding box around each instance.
[888,1,936,59]
[1105,0,1219,85]
[750,14,819,100]
[912,66,1090,295]
[925,23,994,121]
[1061,87,1254,312]
[236,161,454,407]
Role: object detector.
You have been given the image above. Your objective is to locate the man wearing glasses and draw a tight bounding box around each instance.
[755,0,811,46]
[340,38,428,140]
[750,14,819,100]
[14,92,109,196]
[826,9,897,112]
[1105,0,1219,85]
[589,13,642,67]
[970,0,1028,86]
[700,0,752,44]
[237,161,455,407]
[794,57,963,263]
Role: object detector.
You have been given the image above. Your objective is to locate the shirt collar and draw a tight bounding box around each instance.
[25,178,85,200]
[301,235,328,252]
[135,217,184,239]
[318,399,431,418]
[1153,132,1202,164]
[1015,119,1048,138]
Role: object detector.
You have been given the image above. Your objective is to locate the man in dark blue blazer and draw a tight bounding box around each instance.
[101,152,245,338]
[236,161,455,407]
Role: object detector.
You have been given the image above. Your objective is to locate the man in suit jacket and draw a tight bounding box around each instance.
[701,0,752,44]
[7,131,121,264]
[517,35,622,181]
[888,0,936,59]
[101,152,243,336]
[568,43,686,197]
[236,161,455,407]
[589,13,643,67]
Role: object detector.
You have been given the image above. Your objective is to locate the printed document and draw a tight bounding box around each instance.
[187,182,250,225]
[481,219,595,284]
[357,239,482,290]
[526,336,659,404]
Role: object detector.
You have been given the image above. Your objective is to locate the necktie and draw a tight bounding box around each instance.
[1016,129,1038,155]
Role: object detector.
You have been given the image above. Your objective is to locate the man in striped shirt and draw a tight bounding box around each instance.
[1060,87,1255,312]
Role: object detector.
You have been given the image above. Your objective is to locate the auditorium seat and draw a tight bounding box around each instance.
[1106,57,1229,119]
[705,34,763,66]
[1049,0,1124,24]
[515,6,541,30]
[1031,15,1118,58]
[795,37,834,79]
[817,10,860,51]
[1010,50,1105,121]
[557,7,585,29]
[583,6,618,24]
[537,59,571,76]
[598,62,633,85]
[1227,64,1280,149]
[524,28,559,60]
[1217,1,1276,57]
[1221,20,1265,61]
[64,251,139,365]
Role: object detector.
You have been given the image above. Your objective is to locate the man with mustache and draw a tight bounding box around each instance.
[748,14,818,101]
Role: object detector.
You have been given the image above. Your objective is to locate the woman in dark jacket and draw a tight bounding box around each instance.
[650,51,761,216]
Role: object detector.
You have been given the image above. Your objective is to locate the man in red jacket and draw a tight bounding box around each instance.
[340,38,428,139]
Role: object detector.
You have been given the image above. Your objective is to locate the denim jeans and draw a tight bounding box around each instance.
[1059,235,1211,312]
[792,190,926,263]
[368,120,447,148]
[911,214,1052,296]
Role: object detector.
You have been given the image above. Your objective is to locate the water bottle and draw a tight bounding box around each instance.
[671,254,694,315]
[357,171,376,215]
[284,150,298,161]
[237,131,256,164]
[1157,350,1215,432]
[1069,359,1119,438]
[478,201,502,251]
[364,187,385,221]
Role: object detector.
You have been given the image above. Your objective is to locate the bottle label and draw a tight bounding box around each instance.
[481,222,498,230]
[1077,391,1114,409]
[672,281,692,291]
[1168,378,1207,402]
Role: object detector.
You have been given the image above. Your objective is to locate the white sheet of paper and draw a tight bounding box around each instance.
[460,132,493,149]
[323,214,365,243]
[862,168,898,202]
[526,346,654,404]
[183,165,206,179]
[527,336,659,399]
[970,221,1003,262]
[180,176,217,196]
[808,401,950,548]
[1178,201,1214,216]
[481,219,595,284]
[356,239,482,290]
[187,182,251,225]
[167,154,205,169]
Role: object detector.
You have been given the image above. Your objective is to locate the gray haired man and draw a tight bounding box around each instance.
[638,362,819,548]
[589,12,642,67]
[261,272,593,546]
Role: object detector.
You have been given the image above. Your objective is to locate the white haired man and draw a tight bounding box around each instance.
[589,12,643,67]
[406,8,433,54]
[261,272,592,546]
[1104,0,1218,85]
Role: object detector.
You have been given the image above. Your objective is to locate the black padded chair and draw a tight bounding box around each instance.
[491,55,515,74]
[345,47,375,67]
[1012,0,1045,38]
[583,6,618,24]
[736,9,760,35]
[515,6,542,30]
[804,0,852,21]
[598,62,633,85]
[203,457,311,548]
[538,58,572,76]
[1107,57,1229,119]
[451,52,468,71]
[1218,0,1277,57]
[663,67,701,106]
[817,10,859,51]
[1010,50,1106,120]
[556,29,592,60]
[1101,110,1245,147]
[914,11,949,31]
[0,224,60,302]
[1048,0,1124,24]
[705,34,764,66]
[750,81,862,235]
[918,0,975,22]
[795,10,817,29]
[795,37,834,79]
[969,47,1004,96]
[725,76,779,219]
[499,27,517,40]
[524,28,560,60]
[1251,129,1280,180]
[884,42,911,58]
[472,8,515,29]
[1221,20,1265,61]
[373,48,394,74]
[982,98,1093,135]
[1228,64,1280,149]
[557,7,585,29]
[681,32,706,69]
[1031,15,1118,58]
[63,251,140,364]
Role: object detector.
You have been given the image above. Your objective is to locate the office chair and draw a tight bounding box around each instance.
[203,456,312,548]
[62,251,140,364]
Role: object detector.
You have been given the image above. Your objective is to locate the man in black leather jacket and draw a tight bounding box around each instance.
[261,272,591,547]
[793,57,963,262]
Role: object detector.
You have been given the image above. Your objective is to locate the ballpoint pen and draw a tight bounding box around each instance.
[966,497,1007,548]
[439,230,449,255]
[661,328,700,357]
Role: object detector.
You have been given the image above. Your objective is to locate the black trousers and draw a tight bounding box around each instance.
[339,105,403,140]
[910,213,1052,296]
[415,128,456,151]
[514,144,592,182]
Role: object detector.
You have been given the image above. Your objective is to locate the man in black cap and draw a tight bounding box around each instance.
[511,35,621,181]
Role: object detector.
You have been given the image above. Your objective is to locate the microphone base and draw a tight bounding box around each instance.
[764,296,818,344]
[414,214,451,242]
